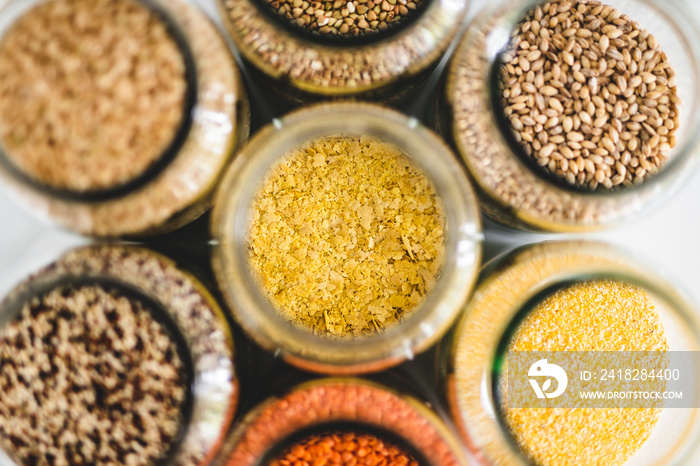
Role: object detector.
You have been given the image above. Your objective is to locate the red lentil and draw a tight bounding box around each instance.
[270,431,420,466]
[224,380,462,466]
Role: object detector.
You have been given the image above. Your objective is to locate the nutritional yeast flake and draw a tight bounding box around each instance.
[247,136,445,336]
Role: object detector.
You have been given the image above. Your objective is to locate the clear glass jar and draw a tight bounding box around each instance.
[0,245,238,466]
[214,377,469,465]
[440,0,700,232]
[211,102,482,374]
[0,0,250,237]
[444,240,700,465]
[217,0,468,101]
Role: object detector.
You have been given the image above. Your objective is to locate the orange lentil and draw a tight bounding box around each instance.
[269,431,420,466]
[225,381,462,466]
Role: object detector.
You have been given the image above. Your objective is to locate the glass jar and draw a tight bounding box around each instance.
[0,245,238,466]
[211,102,482,374]
[0,0,250,237]
[440,0,700,232]
[215,378,469,465]
[444,240,700,465]
[217,0,468,102]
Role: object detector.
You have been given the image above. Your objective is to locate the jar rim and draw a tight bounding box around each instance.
[0,245,239,465]
[218,377,469,466]
[447,240,700,465]
[211,102,482,373]
[446,0,700,231]
[0,0,247,237]
[0,272,196,465]
[217,0,469,96]
[243,0,436,48]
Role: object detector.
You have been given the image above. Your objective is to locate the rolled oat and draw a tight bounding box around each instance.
[0,0,187,193]
[0,0,249,237]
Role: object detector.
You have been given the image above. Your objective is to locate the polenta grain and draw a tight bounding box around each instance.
[247,136,445,336]
[504,279,667,466]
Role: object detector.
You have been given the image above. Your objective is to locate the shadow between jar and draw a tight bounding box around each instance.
[0,0,198,203]
[445,0,700,232]
[446,240,700,466]
[211,102,482,375]
[0,274,195,466]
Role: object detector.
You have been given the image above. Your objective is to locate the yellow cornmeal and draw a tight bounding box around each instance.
[247,136,445,336]
[504,279,668,466]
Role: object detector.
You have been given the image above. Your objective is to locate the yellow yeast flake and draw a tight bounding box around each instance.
[504,279,668,466]
[247,136,446,337]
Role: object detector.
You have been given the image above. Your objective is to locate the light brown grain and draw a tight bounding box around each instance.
[0,0,187,193]
[0,284,186,466]
[262,0,425,38]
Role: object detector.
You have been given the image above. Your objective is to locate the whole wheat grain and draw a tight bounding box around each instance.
[221,0,465,97]
[500,0,680,190]
[446,0,685,228]
[261,0,424,38]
